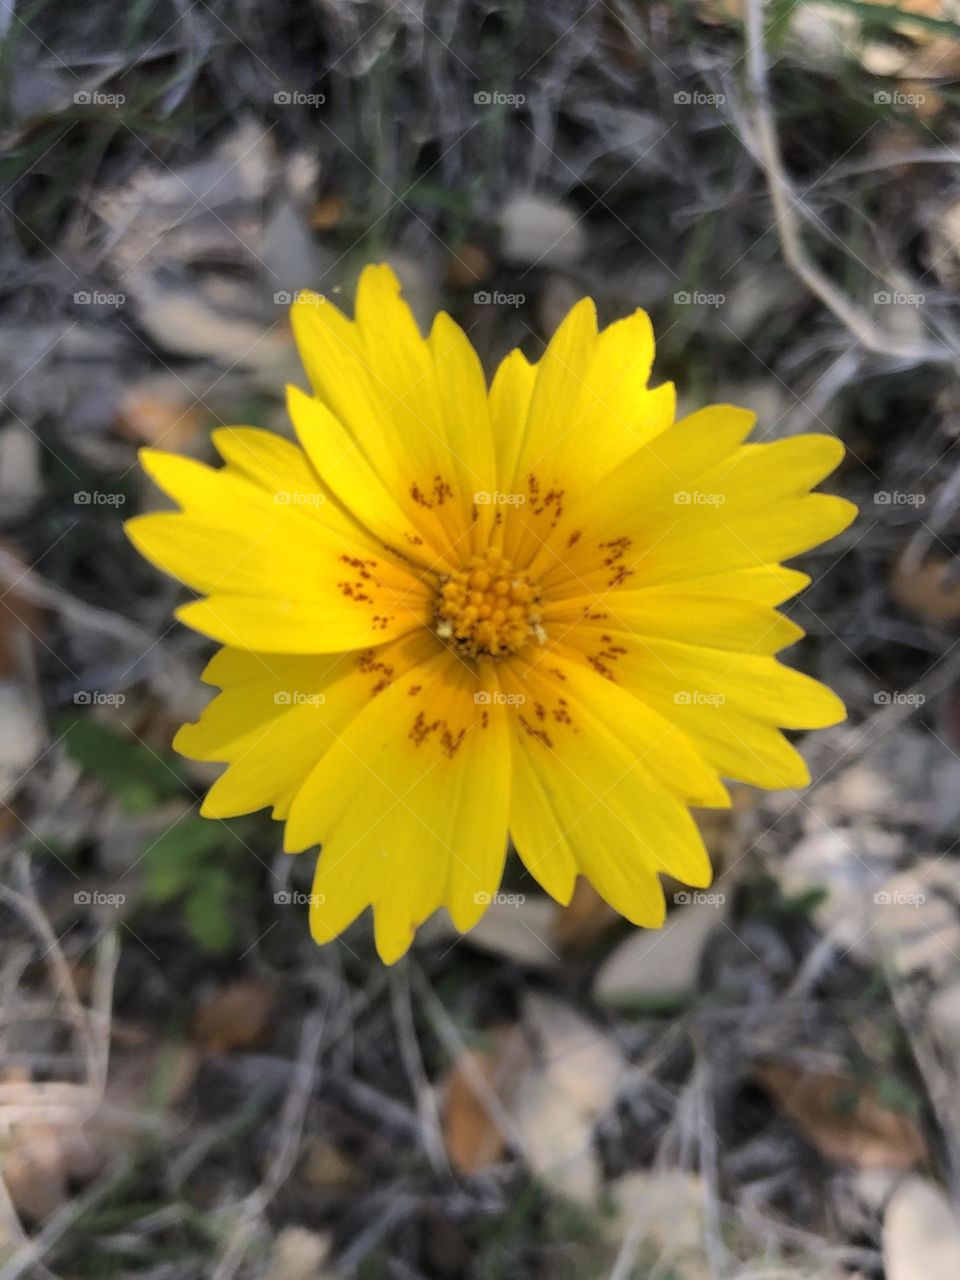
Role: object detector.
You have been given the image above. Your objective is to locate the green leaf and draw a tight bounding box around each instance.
[815,0,960,37]
[142,816,226,903]
[184,874,236,953]
[59,715,186,812]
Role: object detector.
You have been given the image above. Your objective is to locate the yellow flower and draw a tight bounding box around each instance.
[127,263,855,963]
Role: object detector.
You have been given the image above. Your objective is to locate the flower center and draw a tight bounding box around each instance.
[435,547,545,659]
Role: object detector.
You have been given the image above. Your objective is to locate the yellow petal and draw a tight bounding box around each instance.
[177,637,434,820]
[499,654,716,924]
[545,591,804,655]
[488,347,536,498]
[284,646,511,963]
[533,404,758,589]
[290,265,492,564]
[126,447,430,652]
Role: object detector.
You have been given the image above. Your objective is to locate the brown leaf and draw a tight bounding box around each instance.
[551,877,619,951]
[2,1122,106,1224]
[445,243,491,290]
[192,980,277,1053]
[309,193,347,231]
[115,380,208,452]
[297,1137,359,1191]
[441,1025,528,1175]
[754,1061,928,1170]
[890,556,960,625]
[0,541,42,679]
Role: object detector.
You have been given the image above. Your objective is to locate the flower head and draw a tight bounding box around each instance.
[127,264,855,962]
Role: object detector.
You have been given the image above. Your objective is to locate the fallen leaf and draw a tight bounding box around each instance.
[298,1137,360,1192]
[604,1170,707,1267]
[309,193,347,231]
[594,889,729,1004]
[872,860,960,981]
[0,424,42,519]
[445,243,491,289]
[498,193,586,268]
[507,994,625,1203]
[192,980,277,1053]
[2,1122,105,1224]
[883,1176,960,1280]
[551,877,618,951]
[441,1025,529,1174]
[891,555,960,625]
[0,544,45,806]
[265,1226,334,1280]
[115,380,208,452]
[753,1061,928,1170]
[459,896,561,968]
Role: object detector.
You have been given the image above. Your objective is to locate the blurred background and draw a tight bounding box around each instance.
[3,0,960,1276]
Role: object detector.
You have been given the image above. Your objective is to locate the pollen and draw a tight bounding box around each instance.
[435,547,545,658]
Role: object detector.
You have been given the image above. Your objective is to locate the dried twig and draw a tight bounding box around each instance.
[742,0,958,366]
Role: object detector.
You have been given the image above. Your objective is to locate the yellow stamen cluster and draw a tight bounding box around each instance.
[435,547,545,658]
